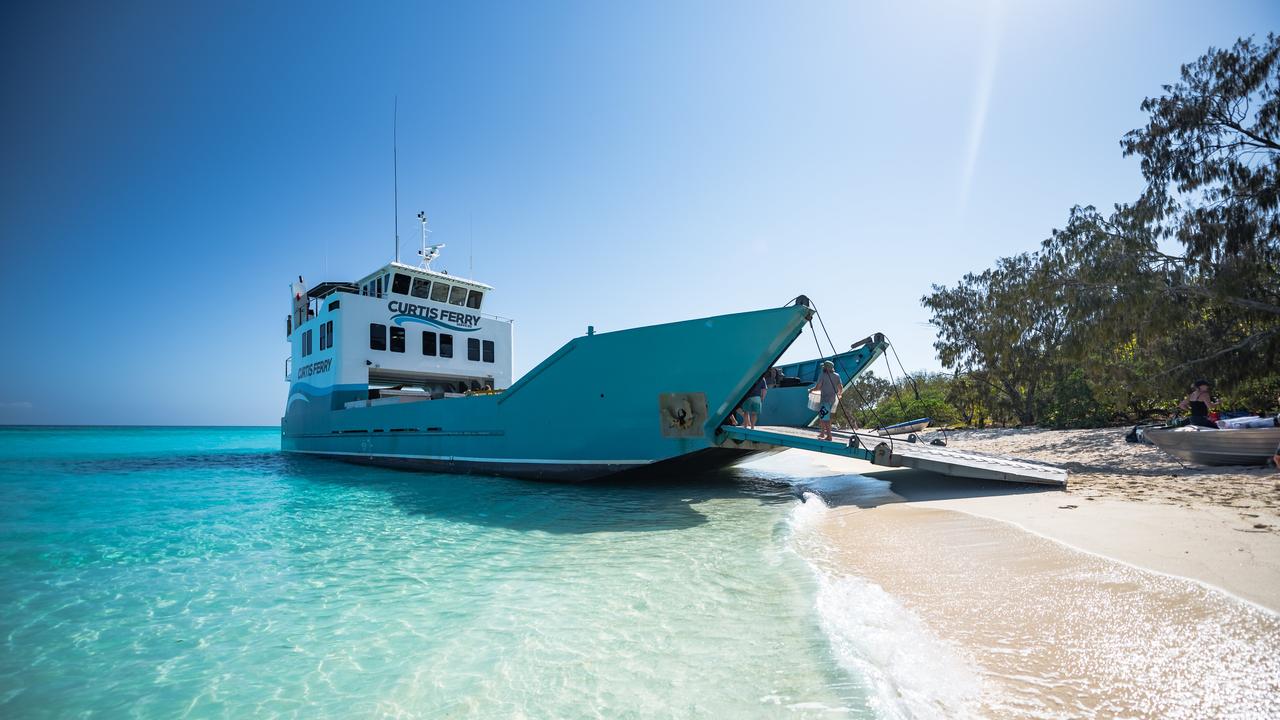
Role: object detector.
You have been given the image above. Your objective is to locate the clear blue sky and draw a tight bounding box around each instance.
[2,1,1276,425]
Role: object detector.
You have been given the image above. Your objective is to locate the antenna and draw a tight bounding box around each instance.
[393,96,400,263]
[469,212,474,277]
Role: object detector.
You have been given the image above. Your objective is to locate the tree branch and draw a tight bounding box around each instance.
[1151,326,1280,378]
[1217,116,1280,152]
[1166,284,1280,315]
[1049,277,1280,316]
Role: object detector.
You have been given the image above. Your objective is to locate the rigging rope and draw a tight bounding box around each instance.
[889,342,923,401]
[803,302,896,454]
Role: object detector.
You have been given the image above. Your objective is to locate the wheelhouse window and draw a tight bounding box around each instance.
[319,323,327,351]
[482,340,494,363]
[410,278,431,299]
[422,331,437,356]
[374,277,383,297]
[466,290,483,309]
[448,285,468,306]
[467,338,481,361]
[323,320,334,350]
[439,333,454,358]
[392,273,411,295]
[390,326,405,353]
[369,323,386,351]
[302,329,312,357]
[430,282,451,303]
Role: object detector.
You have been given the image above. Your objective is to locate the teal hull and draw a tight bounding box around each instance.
[282,304,812,480]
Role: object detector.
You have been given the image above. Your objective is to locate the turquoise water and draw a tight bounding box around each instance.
[0,427,875,718]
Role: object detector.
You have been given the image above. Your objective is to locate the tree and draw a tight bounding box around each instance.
[1116,34,1280,384]
[922,35,1280,424]
[923,253,1068,425]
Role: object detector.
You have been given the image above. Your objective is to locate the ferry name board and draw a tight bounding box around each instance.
[388,301,481,333]
[296,358,332,379]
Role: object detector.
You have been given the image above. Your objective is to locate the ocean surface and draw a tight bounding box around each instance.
[0,426,916,719]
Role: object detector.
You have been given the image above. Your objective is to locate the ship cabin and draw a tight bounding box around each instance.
[286,261,514,410]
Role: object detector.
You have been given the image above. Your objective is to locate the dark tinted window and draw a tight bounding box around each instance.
[318,324,326,351]
[326,321,333,349]
[369,323,386,351]
[392,273,411,295]
[482,340,494,363]
[439,333,453,358]
[390,326,405,353]
[430,282,450,303]
[328,300,340,311]
[466,290,483,309]
[422,331,437,356]
[448,285,468,306]
[467,338,480,361]
[410,278,431,299]
[302,329,312,356]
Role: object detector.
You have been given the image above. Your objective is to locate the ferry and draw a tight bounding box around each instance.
[281,217,1071,487]
[281,217,818,480]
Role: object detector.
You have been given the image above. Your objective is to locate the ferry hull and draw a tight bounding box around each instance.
[282,304,812,481]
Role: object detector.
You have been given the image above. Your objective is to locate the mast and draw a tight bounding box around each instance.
[417,211,443,268]
[393,96,400,263]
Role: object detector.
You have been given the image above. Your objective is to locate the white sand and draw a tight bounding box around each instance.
[762,432,1280,717]
[792,500,1280,718]
[801,426,1280,610]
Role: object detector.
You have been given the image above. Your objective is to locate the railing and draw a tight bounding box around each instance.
[284,356,291,380]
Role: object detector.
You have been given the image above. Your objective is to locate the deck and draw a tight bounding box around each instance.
[717,424,1068,487]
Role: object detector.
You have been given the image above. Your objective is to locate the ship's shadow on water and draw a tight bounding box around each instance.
[277,454,798,535]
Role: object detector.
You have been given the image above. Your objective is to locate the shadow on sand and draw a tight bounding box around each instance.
[792,465,1063,511]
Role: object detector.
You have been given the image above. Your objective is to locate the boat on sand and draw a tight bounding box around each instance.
[876,417,931,436]
[1144,426,1280,466]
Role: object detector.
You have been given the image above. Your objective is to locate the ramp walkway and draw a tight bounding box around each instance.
[718,425,1067,487]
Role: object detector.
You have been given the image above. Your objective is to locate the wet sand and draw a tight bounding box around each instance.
[748,429,1280,718]
[793,497,1280,718]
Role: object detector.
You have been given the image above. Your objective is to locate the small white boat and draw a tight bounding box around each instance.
[1144,426,1280,466]
[876,417,931,436]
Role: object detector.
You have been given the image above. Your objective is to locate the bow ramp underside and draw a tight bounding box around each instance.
[717,425,1068,487]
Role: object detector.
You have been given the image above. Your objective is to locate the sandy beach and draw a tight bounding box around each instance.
[890,427,1280,610]
[759,426,1280,717]
[938,427,1280,524]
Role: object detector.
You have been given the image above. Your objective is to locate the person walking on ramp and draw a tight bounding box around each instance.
[812,360,843,441]
[741,373,768,429]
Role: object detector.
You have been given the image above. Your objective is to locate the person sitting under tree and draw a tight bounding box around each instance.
[1177,379,1220,428]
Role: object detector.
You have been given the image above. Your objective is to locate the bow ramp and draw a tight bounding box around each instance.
[718,425,1068,487]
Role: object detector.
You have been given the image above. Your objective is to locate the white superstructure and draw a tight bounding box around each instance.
[286,223,513,404]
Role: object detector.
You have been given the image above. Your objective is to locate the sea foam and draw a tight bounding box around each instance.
[776,472,985,719]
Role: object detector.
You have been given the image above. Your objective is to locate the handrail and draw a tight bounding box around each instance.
[284,356,292,380]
